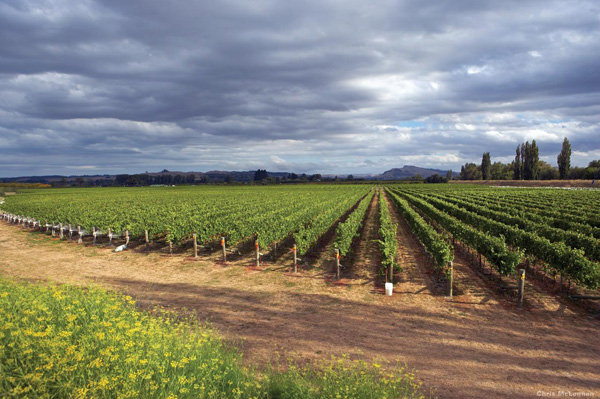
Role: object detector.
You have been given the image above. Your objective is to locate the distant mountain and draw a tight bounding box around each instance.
[1,165,456,184]
[1,170,294,184]
[376,165,453,180]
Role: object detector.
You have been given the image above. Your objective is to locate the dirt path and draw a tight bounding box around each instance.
[1,221,599,399]
[345,188,381,280]
[383,190,440,300]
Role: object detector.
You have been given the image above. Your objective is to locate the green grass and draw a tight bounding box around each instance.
[0,278,428,399]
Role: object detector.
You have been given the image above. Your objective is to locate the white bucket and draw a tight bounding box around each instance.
[385,282,393,296]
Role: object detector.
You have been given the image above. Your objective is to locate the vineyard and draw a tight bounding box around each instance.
[2,183,600,399]
[1,184,600,299]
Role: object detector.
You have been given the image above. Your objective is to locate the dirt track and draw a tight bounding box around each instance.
[0,220,599,399]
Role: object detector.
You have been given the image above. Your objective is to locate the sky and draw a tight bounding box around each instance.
[1,0,600,177]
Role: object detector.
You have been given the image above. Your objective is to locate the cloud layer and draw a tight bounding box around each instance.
[1,0,600,176]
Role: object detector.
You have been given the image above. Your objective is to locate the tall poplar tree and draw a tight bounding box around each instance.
[481,152,491,180]
[557,137,571,179]
[514,145,522,180]
[530,140,539,180]
[523,142,532,180]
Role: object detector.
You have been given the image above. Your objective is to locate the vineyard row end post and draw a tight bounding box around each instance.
[293,244,297,273]
[518,269,526,308]
[335,249,340,280]
[193,233,198,258]
[255,240,260,267]
[448,261,453,299]
[221,237,226,262]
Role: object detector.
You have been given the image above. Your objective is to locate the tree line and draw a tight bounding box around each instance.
[460,137,600,180]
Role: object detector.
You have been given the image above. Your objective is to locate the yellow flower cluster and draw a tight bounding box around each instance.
[0,279,428,399]
[0,279,261,398]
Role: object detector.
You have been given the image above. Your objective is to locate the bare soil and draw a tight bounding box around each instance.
[0,220,599,399]
[450,180,598,188]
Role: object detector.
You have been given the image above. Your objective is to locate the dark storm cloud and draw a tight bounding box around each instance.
[1,0,600,176]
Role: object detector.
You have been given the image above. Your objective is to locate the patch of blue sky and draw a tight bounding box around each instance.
[396,121,426,128]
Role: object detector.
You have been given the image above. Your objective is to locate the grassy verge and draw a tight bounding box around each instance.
[0,279,429,399]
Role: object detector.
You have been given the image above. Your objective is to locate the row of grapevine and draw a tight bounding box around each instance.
[419,191,600,261]
[389,188,522,277]
[377,191,398,277]
[333,189,375,257]
[436,191,600,239]
[399,190,600,289]
[451,189,600,230]
[480,190,600,217]
[0,186,370,253]
[386,189,453,272]
[294,190,371,255]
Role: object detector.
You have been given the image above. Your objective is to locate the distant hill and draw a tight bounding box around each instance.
[1,165,456,184]
[376,165,453,180]
[0,170,294,184]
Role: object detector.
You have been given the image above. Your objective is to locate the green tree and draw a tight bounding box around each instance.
[490,162,512,180]
[459,163,482,180]
[514,145,522,180]
[530,140,539,180]
[519,140,540,180]
[557,137,571,179]
[522,142,531,179]
[537,161,559,180]
[481,152,491,180]
[586,160,600,179]
[254,169,268,182]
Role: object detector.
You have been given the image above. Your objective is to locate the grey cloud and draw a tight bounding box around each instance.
[1,0,600,176]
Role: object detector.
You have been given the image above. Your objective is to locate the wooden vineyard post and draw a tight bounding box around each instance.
[389,259,393,284]
[107,228,112,246]
[59,223,63,239]
[144,230,149,251]
[221,237,226,262]
[335,249,340,280]
[169,240,173,255]
[92,227,96,245]
[448,261,453,299]
[124,230,129,244]
[293,244,297,273]
[193,234,198,258]
[518,269,526,308]
[77,226,82,244]
[255,240,260,267]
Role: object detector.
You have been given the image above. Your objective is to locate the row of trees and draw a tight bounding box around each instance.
[115,173,197,186]
[513,140,540,180]
[460,137,599,180]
